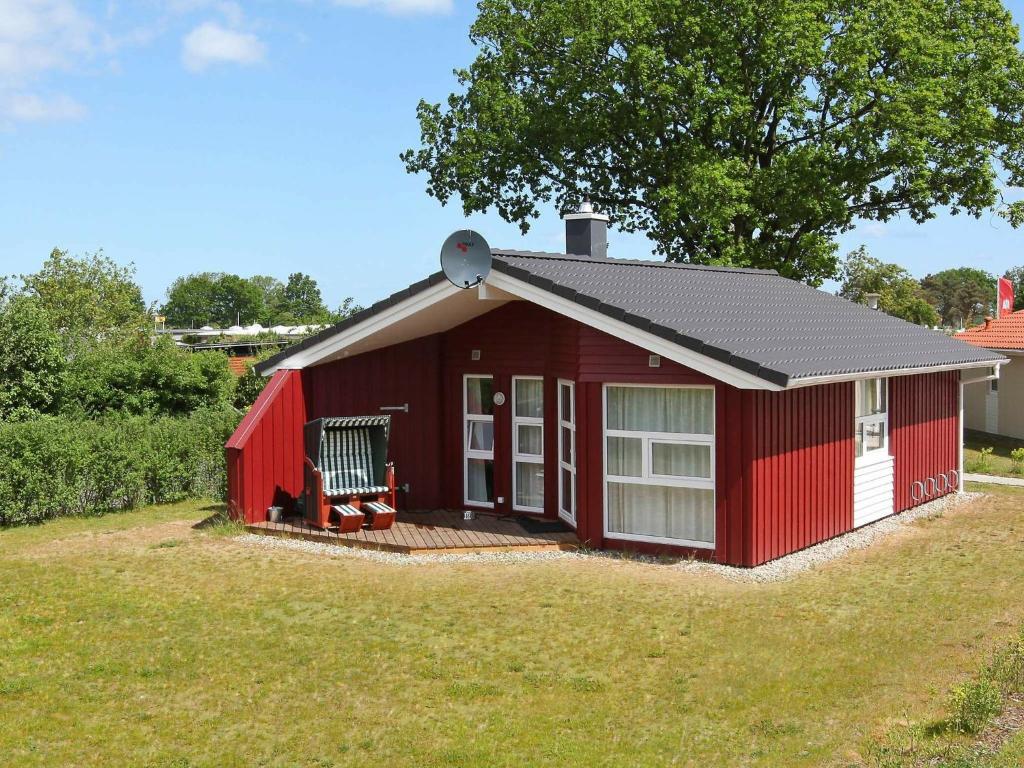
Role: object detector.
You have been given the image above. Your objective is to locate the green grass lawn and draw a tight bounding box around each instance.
[2,490,1024,767]
[965,429,1024,477]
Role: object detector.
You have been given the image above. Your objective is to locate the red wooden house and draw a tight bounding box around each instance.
[226,209,1004,566]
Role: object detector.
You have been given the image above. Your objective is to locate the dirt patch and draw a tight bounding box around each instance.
[14,519,203,560]
[976,692,1024,755]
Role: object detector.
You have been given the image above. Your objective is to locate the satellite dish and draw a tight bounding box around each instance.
[440,230,491,288]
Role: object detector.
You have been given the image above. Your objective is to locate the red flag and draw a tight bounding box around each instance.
[998,277,1014,319]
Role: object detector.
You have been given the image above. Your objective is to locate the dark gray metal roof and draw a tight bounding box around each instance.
[257,250,1004,386]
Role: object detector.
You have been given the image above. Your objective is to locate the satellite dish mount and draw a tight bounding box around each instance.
[440,230,492,289]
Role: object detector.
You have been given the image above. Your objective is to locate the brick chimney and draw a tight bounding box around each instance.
[563,200,608,258]
[984,316,994,329]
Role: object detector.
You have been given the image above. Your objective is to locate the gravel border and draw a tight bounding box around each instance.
[234,491,981,582]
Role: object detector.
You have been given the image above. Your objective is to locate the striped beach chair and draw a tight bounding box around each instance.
[303,416,398,531]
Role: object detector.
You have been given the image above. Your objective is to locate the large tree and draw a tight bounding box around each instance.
[0,296,65,421]
[403,0,1024,285]
[278,272,330,323]
[838,246,938,325]
[162,273,265,328]
[21,249,145,342]
[920,267,995,327]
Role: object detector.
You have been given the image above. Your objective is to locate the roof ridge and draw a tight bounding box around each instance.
[491,249,779,276]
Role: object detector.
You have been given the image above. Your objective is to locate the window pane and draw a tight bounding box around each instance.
[560,426,573,464]
[560,383,572,422]
[651,442,712,479]
[466,377,494,416]
[515,462,544,508]
[560,468,573,514]
[467,421,493,452]
[515,378,543,418]
[607,436,642,477]
[517,424,543,456]
[855,422,865,458]
[864,420,884,452]
[856,378,886,417]
[606,387,713,434]
[467,459,494,503]
[606,483,715,544]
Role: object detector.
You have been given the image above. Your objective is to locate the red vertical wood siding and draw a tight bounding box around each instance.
[890,371,960,512]
[742,383,854,566]
[225,369,308,523]
[305,336,445,510]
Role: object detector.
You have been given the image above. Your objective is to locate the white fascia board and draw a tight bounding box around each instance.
[485,270,782,390]
[787,358,1008,389]
[260,281,462,375]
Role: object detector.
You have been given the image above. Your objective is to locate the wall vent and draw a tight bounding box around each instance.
[648,354,661,368]
[471,349,481,361]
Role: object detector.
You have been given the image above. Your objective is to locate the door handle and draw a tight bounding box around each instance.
[379,404,409,413]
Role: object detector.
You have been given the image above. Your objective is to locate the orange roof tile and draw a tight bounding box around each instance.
[228,356,256,376]
[955,311,1024,349]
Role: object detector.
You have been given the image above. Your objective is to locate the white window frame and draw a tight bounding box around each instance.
[464,374,495,508]
[855,377,889,466]
[511,375,545,513]
[602,383,716,549]
[557,379,576,525]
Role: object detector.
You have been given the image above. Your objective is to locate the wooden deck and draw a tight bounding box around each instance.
[247,509,580,555]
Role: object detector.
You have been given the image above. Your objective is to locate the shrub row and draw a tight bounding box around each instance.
[0,408,242,527]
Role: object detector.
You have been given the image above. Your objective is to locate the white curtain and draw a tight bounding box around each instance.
[517,424,543,455]
[515,378,544,418]
[607,436,642,476]
[467,458,493,503]
[607,483,714,544]
[515,462,544,508]
[651,442,711,478]
[606,387,713,434]
[467,377,494,415]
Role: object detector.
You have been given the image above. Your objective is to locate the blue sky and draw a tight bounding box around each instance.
[0,0,1022,311]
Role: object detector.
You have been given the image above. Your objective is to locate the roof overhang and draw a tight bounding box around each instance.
[260,267,1008,390]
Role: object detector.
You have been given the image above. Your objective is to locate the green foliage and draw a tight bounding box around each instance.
[988,629,1024,692]
[329,296,363,324]
[839,246,939,326]
[21,249,146,344]
[278,272,330,323]
[1010,448,1024,475]
[921,268,996,327]
[0,408,241,527]
[232,350,276,409]
[404,0,1024,285]
[0,296,65,422]
[947,678,1001,734]
[967,446,995,473]
[161,271,342,327]
[60,336,234,417]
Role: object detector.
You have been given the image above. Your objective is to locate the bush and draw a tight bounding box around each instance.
[946,678,1001,734]
[0,408,242,527]
[968,446,994,473]
[1010,447,1024,475]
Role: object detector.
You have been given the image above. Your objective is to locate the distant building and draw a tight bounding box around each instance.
[956,313,1024,438]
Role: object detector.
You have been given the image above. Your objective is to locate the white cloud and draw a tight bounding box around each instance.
[0,0,97,80]
[331,0,453,15]
[4,91,85,121]
[181,21,265,72]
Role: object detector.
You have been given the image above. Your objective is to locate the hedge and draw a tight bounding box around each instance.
[0,408,242,527]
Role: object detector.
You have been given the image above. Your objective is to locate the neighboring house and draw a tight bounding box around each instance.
[225,209,1003,566]
[956,313,1024,438]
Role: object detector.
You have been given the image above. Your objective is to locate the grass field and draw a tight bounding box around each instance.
[2,489,1024,767]
[965,429,1024,477]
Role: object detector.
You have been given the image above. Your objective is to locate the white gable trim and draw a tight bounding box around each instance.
[260,280,462,375]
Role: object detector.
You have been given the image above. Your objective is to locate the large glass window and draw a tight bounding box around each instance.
[464,375,495,506]
[604,385,715,548]
[855,378,888,461]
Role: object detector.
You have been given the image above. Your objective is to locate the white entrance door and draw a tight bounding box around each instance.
[512,376,544,512]
[557,379,577,525]
[464,375,495,507]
